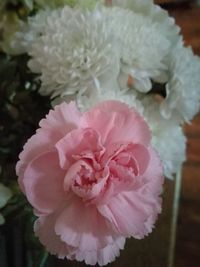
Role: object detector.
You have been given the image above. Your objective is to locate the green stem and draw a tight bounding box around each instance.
[39,251,49,267]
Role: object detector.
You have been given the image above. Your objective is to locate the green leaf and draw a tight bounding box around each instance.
[39,251,48,267]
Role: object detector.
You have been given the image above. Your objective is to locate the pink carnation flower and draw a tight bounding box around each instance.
[16,100,164,266]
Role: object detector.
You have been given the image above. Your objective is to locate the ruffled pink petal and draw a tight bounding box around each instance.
[35,195,125,266]
[98,192,151,239]
[74,236,125,266]
[39,102,81,138]
[23,151,66,215]
[34,213,75,259]
[82,100,151,146]
[97,149,163,239]
[16,130,56,192]
[128,144,150,175]
[142,148,164,195]
[55,128,103,169]
[102,143,150,176]
[55,194,118,252]
[96,237,125,266]
[35,208,125,266]
[16,102,81,192]
[93,163,136,206]
[67,161,109,200]
[63,159,93,192]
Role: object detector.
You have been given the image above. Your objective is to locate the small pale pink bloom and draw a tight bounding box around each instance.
[16,100,164,266]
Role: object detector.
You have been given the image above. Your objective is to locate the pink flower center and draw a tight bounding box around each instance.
[73,163,100,187]
[63,140,149,203]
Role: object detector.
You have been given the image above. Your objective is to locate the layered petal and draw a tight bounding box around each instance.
[82,100,151,146]
[98,192,153,239]
[141,148,164,195]
[16,130,56,192]
[35,195,125,266]
[55,194,119,251]
[74,236,125,266]
[102,143,150,176]
[23,151,66,215]
[55,127,103,169]
[34,213,75,259]
[17,102,81,192]
[69,161,109,200]
[98,147,163,239]
[39,102,81,137]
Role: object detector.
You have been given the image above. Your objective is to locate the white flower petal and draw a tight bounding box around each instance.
[161,45,200,123]
[141,98,186,178]
[14,6,119,99]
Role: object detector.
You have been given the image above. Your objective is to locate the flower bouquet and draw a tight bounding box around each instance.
[0,0,200,267]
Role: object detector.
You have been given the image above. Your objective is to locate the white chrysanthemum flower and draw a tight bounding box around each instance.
[161,45,200,123]
[110,0,180,44]
[106,7,171,93]
[52,77,144,114]
[12,3,182,100]
[11,9,51,54]
[153,125,186,179]
[108,0,181,94]
[16,6,119,98]
[78,85,144,113]
[0,183,12,225]
[142,97,186,178]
